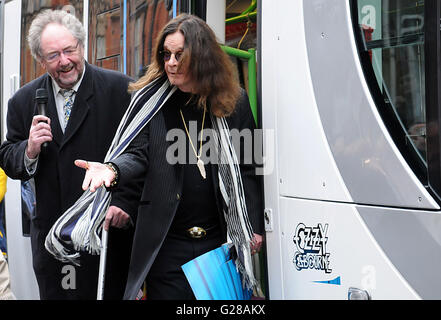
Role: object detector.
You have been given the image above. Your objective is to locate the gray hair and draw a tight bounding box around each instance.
[27,9,86,60]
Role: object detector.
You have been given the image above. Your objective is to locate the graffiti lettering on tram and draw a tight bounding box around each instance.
[292,223,332,274]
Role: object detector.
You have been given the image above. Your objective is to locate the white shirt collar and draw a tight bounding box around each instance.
[51,64,86,96]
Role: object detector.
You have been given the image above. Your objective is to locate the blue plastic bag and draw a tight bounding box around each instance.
[181,243,252,300]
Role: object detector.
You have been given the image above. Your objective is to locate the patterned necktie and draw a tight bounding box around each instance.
[60,89,75,129]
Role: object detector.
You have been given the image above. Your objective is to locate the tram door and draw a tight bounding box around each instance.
[2,0,42,299]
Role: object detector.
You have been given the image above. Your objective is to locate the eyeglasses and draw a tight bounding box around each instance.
[160,50,183,62]
[43,42,80,63]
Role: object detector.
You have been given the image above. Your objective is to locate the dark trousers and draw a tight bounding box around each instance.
[146,227,224,300]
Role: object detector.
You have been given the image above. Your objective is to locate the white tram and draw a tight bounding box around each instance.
[1,0,439,300]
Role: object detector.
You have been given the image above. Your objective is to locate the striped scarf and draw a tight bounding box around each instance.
[45,77,257,291]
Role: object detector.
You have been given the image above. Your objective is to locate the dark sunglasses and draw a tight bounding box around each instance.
[160,50,183,62]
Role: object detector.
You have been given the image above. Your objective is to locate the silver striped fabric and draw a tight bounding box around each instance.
[210,114,256,290]
[45,77,257,291]
[45,77,176,263]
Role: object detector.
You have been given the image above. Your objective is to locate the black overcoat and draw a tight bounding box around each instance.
[0,62,136,299]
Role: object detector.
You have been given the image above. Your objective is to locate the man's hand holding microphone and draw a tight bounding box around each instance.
[26,88,52,159]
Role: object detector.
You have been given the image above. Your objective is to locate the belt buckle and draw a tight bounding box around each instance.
[187,226,207,239]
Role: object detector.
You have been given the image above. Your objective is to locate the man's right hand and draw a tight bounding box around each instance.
[26,115,52,159]
[74,160,116,192]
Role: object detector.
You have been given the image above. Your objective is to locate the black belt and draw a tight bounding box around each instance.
[169,225,218,239]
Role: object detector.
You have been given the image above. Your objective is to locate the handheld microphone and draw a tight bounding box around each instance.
[35,88,49,148]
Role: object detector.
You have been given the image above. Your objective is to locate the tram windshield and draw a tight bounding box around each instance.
[355,0,426,162]
[358,0,427,163]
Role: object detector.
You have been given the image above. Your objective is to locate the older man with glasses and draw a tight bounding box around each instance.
[0,9,137,300]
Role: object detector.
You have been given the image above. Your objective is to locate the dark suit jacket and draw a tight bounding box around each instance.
[0,62,136,299]
[111,88,264,299]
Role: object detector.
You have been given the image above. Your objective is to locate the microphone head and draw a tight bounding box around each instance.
[35,88,48,103]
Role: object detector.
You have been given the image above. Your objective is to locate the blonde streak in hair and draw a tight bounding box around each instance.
[128,64,162,92]
[128,28,166,93]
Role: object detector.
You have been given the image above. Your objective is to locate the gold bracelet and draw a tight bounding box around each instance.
[104,162,119,187]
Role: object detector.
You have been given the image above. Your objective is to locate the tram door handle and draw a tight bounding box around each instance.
[348,287,371,300]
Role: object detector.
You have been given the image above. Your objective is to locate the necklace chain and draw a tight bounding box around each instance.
[179,107,206,159]
[179,107,207,179]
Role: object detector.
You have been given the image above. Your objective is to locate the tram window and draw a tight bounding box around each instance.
[355,0,426,163]
[95,8,121,70]
[89,1,122,71]
[125,1,170,79]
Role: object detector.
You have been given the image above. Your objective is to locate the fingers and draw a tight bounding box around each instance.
[75,160,91,190]
[251,233,263,255]
[89,176,104,192]
[81,170,93,191]
[27,116,53,159]
[103,176,113,188]
[104,206,131,231]
[75,160,110,192]
[32,115,51,125]
[30,116,52,138]
[74,159,88,170]
[78,162,101,192]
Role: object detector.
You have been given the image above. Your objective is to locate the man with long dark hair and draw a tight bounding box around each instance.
[75,14,264,300]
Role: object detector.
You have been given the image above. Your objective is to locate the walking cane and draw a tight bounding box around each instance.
[97,228,109,300]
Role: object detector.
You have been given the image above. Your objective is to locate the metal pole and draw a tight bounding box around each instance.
[123,0,127,74]
[206,0,225,43]
[247,48,258,125]
[96,228,108,300]
[225,11,256,25]
[220,45,258,125]
[173,0,177,17]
